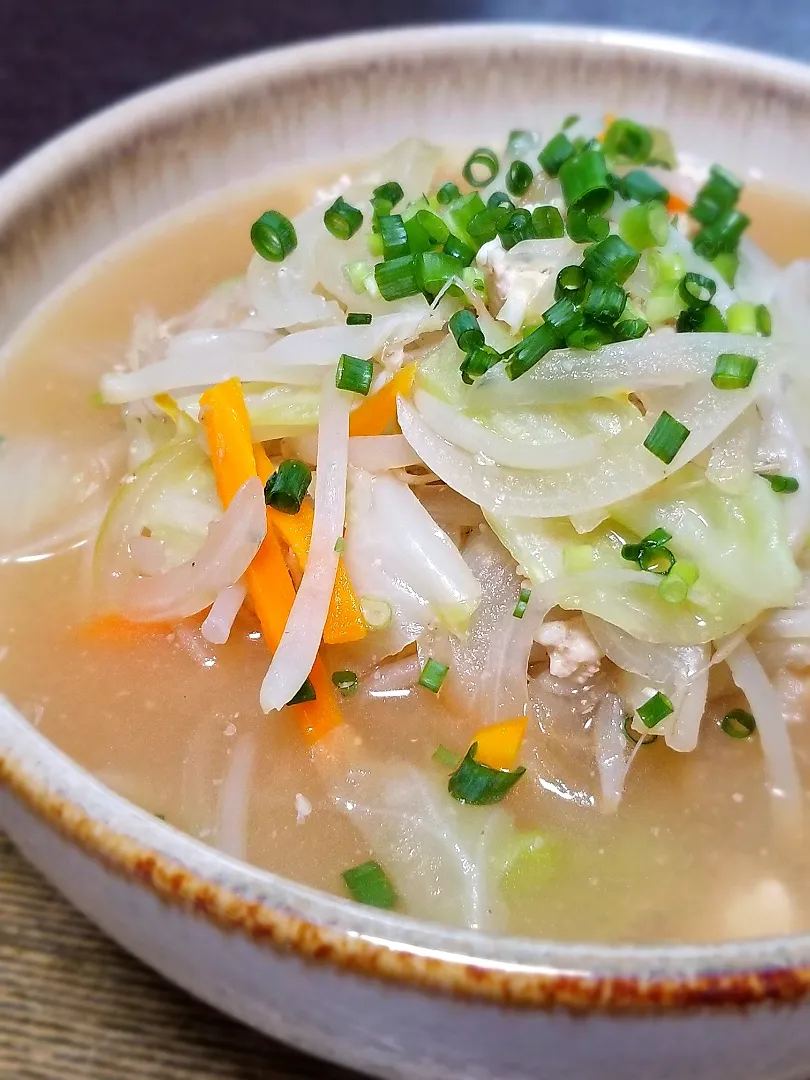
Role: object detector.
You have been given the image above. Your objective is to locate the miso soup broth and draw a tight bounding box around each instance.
[3,126,810,943]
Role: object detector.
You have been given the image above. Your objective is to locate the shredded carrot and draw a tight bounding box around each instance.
[77,614,175,644]
[471,717,528,771]
[254,444,366,645]
[666,192,690,215]
[200,378,341,743]
[348,362,415,437]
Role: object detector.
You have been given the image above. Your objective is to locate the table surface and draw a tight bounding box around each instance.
[3,2,810,1078]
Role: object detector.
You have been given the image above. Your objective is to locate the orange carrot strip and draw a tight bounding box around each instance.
[472,717,528,772]
[200,378,340,743]
[666,193,690,215]
[348,362,415,437]
[254,444,366,645]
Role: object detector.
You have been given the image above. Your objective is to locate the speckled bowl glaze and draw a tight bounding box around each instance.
[3,25,810,1080]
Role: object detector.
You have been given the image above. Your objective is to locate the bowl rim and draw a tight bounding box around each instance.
[4,21,810,1013]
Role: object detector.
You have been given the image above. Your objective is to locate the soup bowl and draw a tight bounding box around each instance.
[3,24,810,1080]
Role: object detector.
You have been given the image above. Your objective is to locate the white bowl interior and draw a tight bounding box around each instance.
[2,24,810,977]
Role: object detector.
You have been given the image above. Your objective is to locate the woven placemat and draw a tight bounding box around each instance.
[0,830,362,1079]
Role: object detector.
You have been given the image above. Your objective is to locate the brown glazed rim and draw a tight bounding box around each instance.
[4,24,810,1015]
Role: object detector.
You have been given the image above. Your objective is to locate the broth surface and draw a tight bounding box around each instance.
[2,168,810,943]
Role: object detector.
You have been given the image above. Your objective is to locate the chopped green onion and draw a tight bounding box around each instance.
[566,323,614,350]
[562,113,580,130]
[449,309,485,353]
[466,210,499,245]
[360,597,392,629]
[659,560,699,603]
[756,304,772,337]
[499,208,537,250]
[460,345,501,385]
[378,214,410,260]
[623,715,658,745]
[334,537,345,553]
[566,209,610,244]
[759,473,800,494]
[374,255,420,301]
[366,232,385,258]
[615,169,669,203]
[323,197,363,241]
[644,411,690,464]
[505,322,558,380]
[416,209,450,245]
[712,251,740,286]
[342,860,398,909]
[538,132,575,177]
[462,266,487,296]
[721,709,756,739]
[711,352,758,390]
[264,458,312,514]
[676,304,727,333]
[563,543,596,572]
[508,129,536,154]
[415,251,465,298]
[542,297,583,338]
[436,181,461,205]
[448,743,526,805]
[613,317,649,341]
[639,545,675,574]
[679,272,717,307]
[432,744,461,770]
[513,585,531,619]
[602,118,653,164]
[419,657,449,693]
[346,312,372,325]
[621,527,673,570]
[690,164,742,225]
[725,301,758,336]
[372,180,404,208]
[554,264,588,304]
[443,234,476,265]
[506,160,534,197]
[403,212,432,255]
[582,282,627,325]
[637,691,674,729]
[345,260,375,295]
[336,354,374,396]
[487,190,515,222]
[559,149,613,215]
[331,670,358,697]
[462,147,499,188]
[532,205,565,239]
[693,208,750,260]
[619,200,670,250]
[450,192,487,232]
[581,234,640,284]
[250,210,297,261]
[287,678,316,706]
[647,127,678,170]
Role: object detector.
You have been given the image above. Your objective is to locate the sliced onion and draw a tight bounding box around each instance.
[201,581,247,645]
[760,609,810,639]
[706,407,759,494]
[468,334,775,410]
[215,732,257,861]
[593,693,627,814]
[757,386,810,550]
[414,484,484,530]
[293,433,421,472]
[478,592,552,725]
[246,251,342,330]
[112,477,265,622]
[359,653,422,697]
[260,376,351,712]
[413,389,603,470]
[726,638,803,831]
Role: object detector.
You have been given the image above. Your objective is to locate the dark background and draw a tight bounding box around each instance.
[2,2,810,1079]
[1,0,810,172]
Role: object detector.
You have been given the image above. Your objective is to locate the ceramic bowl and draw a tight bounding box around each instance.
[3,24,810,1080]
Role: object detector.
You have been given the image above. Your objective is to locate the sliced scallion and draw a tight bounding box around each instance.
[679,272,717,307]
[759,473,800,494]
[581,234,640,284]
[346,312,372,325]
[513,585,531,619]
[251,210,297,261]
[542,297,583,338]
[372,180,404,208]
[505,322,558,380]
[615,169,669,204]
[331,670,359,697]
[374,255,420,301]
[538,131,574,177]
[499,208,537,250]
[721,708,756,739]
[323,197,363,241]
[637,691,674,729]
[287,678,316,706]
[415,209,450,245]
[566,208,610,244]
[264,458,312,514]
[725,301,758,336]
[582,282,627,325]
[415,250,465,298]
[619,200,669,250]
[644,411,690,464]
[676,304,727,334]
[432,744,461,770]
[506,160,534,197]
[443,234,476,265]
[712,251,740,287]
[449,309,485,353]
[466,209,499,245]
[532,205,565,239]
[613,317,649,341]
[436,182,461,205]
[378,214,410,260]
[419,657,449,693]
[463,147,499,188]
[693,208,750,260]
[711,353,758,390]
[336,354,374,396]
[566,323,614,350]
[342,860,398,909]
[554,264,588,304]
[756,304,772,337]
[448,743,526,805]
[623,715,658,745]
[559,148,613,215]
[690,164,742,225]
[602,118,653,164]
[460,344,501,384]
